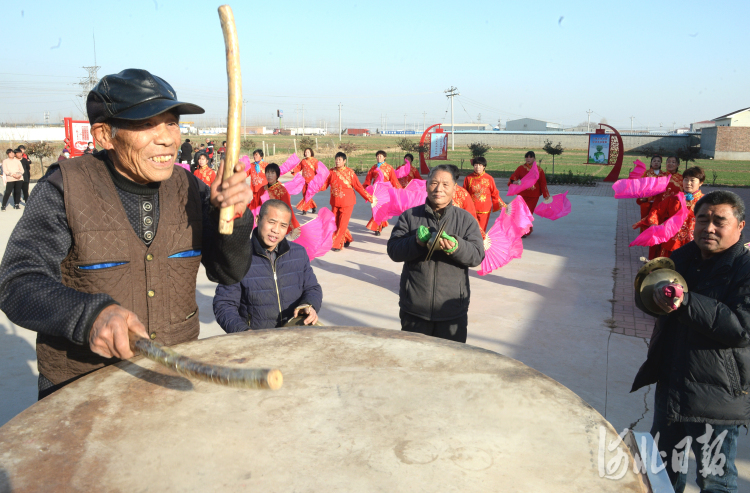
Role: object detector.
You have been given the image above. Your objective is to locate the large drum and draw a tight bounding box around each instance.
[0,328,647,492]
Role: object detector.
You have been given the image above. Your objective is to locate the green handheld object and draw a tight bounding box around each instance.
[440,231,459,254]
[417,225,432,244]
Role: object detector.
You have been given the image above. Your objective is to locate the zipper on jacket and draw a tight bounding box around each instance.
[429,213,445,319]
[258,249,288,315]
[726,349,744,396]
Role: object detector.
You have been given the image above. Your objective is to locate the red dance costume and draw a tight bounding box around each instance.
[396,163,422,188]
[636,170,683,258]
[193,166,216,186]
[292,157,319,212]
[322,166,371,249]
[464,172,505,232]
[246,160,268,210]
[265,181,301,234]
[453,185,480,223]
[508,164,549,214]
[364,162,401,232]
[639,190,702,259]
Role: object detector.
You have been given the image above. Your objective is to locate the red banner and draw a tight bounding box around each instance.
[64,118,94,157]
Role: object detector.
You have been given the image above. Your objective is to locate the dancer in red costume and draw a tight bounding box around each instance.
[292,147,319,215]
[321,152,372,251]
[262,163,300,236]
[508,151,549,236]
[193,152,216,186]
[464,157,504,232]
[396,153,422,188]
[246,149,268,211]
[633,167,704,259]
[364,150,401,235]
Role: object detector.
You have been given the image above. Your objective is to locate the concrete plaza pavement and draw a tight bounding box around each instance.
[1,179,749,491]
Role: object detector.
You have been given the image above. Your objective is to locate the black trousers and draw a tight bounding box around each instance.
[2,181,22,207]
[21,179,29,201]
[400,309,468,343]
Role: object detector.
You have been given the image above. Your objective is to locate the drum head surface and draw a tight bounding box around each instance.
[0,328,646,492]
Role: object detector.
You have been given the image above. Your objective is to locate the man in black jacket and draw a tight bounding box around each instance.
[15,147,31,203]
[180,138,193,165]
[387,164,485,343]
[632,190,749,493]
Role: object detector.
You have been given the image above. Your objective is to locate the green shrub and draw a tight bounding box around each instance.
[298,136,316,151]
[546,171,596,186]
[467,142,491,159]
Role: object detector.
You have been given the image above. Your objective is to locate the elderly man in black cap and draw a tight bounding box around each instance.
[0,69,255,399]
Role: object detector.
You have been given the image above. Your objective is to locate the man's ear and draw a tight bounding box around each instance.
[91,123,115,151]
[739,220,745,233]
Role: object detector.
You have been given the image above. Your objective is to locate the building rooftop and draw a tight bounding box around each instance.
[714,107,750,120]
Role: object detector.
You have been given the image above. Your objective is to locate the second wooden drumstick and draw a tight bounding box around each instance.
[130,335,283,390]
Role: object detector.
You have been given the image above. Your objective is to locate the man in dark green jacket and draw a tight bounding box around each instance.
[387,164,485,343]
[632,190,750,493]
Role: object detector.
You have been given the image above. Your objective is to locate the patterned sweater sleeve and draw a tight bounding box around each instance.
[0,178,116,345]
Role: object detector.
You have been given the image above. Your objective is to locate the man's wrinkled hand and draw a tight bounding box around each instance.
[210,159,253,217]
[652,283,684,313]
[293,305,318,325]
[89,305,149,359]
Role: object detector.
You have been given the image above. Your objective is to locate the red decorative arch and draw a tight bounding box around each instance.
[597,123,624,182]
[418,124,445,175]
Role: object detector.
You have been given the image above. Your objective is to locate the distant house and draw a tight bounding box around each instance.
[713,107,750,127]
[505,118,563,132]
[690,120,715,132]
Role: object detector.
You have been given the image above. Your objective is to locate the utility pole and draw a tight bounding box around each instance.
[404,114,407,134]
[243,99,248,139]
[445,86,459,150]
[630,116,635,132]
[586,109,593,133]
[338,103,342,141]
[423,111,427,132]
[477,113,481,123]
[672,122,676,131]
[302,104,305,136]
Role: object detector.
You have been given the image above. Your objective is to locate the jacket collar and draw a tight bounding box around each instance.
[684,235,746,275]
[424,199,455,222]
[252,229,290,258]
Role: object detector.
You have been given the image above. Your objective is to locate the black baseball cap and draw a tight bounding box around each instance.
[86,68,204,125]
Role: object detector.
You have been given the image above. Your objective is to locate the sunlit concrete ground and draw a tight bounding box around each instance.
[1,180,748,492]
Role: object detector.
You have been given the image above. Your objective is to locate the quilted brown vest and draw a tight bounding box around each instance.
[36,155,203,385]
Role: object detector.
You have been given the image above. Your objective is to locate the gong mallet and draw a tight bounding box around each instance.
[424,222,447,262]
[218,4,242,235]
[129,333,283,390]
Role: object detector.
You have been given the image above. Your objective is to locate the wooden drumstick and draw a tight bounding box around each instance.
[218,5,242,235]
[130,334,283,390]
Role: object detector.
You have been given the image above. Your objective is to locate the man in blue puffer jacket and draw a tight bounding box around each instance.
[213,199,322,331]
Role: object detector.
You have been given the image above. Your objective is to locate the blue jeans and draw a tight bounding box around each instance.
[651,387,740,493]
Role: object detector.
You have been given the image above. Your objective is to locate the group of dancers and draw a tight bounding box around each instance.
[629,155,706,259]
[226,146,555,255]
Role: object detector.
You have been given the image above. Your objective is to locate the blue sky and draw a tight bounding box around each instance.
[2,0,748,130]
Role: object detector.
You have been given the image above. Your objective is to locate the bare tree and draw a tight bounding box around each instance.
[25,141,56,176]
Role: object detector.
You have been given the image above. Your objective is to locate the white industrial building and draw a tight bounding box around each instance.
[505,118,563,132]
